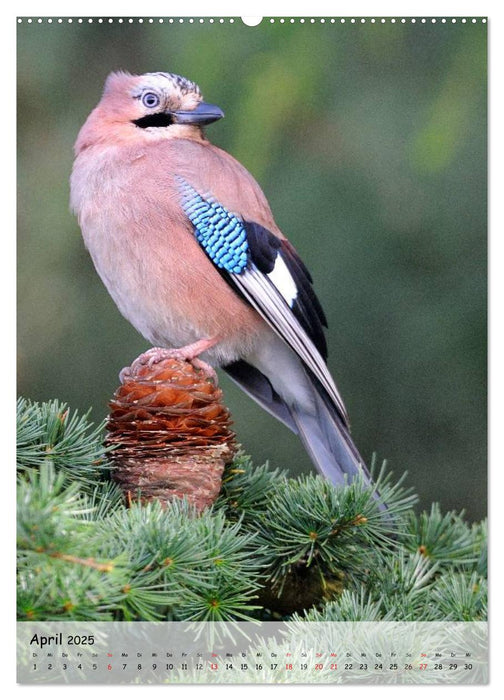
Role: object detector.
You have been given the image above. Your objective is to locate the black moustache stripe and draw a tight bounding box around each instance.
[133,113,174,128]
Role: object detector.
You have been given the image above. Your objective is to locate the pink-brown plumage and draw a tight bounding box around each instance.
[71,78,275,365]
[70,71,381,503]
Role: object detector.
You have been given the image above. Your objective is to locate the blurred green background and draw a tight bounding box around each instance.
[17,18,487,520]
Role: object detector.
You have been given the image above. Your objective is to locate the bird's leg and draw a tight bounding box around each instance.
[120,338,219,383]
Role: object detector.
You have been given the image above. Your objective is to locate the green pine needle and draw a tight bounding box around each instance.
[400,503,483,566]
[17,398,111,491]
[16,397,487,623]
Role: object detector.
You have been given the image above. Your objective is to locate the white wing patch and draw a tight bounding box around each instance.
[231,263,349,424]
[267,253,298,307]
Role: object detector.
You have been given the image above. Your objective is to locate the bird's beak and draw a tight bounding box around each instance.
[172,101,224,125]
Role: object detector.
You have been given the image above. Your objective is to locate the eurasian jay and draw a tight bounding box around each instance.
[70,71,375,495]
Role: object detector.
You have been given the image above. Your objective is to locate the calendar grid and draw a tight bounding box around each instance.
[18,621,488,684]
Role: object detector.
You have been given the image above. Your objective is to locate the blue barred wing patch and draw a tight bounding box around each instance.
[176,176,249,274]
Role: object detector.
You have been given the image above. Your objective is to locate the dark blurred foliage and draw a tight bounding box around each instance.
[17,18,487,519]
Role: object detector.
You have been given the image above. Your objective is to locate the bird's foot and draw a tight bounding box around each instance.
[120,339,219,384]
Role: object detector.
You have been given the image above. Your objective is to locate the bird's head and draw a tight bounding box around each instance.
[74,71,224,152]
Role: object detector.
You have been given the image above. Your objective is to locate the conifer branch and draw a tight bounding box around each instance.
[17,398,487,623]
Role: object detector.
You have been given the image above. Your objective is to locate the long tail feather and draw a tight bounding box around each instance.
[290,381,373,489]
[236,341,386,509]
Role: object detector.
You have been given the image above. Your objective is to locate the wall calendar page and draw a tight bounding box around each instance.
[17,12,488,686]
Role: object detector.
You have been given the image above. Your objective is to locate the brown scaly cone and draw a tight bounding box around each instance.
[105,355,238,513]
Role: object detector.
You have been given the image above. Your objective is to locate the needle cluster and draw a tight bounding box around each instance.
[17,398,487,623]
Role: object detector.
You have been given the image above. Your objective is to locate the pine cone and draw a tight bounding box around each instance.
[105,355,237,512]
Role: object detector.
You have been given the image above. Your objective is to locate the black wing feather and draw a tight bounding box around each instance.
[280,240,328,360]
[243,221,281,274]
[243,221,329,360]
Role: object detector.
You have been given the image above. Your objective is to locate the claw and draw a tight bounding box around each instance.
[191,357,219,385]
[120,339,219,384]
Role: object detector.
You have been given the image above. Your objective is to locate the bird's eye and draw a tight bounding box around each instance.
[142,92,160,109]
